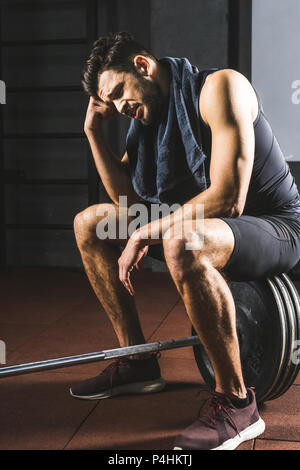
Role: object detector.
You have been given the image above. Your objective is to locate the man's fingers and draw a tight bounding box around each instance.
[119,266,135,296]
[126,274,135,296]
[124,278,134,296]
[135,247,148,271]
[90,96,116,112]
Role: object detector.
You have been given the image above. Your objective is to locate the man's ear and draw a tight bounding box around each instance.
[133,55,152,77]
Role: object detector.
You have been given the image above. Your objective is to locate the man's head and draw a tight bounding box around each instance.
[82,32,169,126]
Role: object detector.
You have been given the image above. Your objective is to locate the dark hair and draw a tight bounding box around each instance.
[81,31,157,97]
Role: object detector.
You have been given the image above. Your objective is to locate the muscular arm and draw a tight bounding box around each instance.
[86,130,141,206]
[201,69,255,217]
[85,97,141,206]
[134,69,256,245]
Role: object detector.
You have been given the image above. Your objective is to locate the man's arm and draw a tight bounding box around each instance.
[134,69,256,245]
[200,69,255,217]
[85,96,141,206]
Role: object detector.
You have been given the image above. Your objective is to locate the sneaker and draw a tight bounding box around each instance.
[173,387,265,450]
[70,352,166,400]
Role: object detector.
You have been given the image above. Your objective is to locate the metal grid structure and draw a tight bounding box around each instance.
[0,0,100,266]
[0,0,249,268]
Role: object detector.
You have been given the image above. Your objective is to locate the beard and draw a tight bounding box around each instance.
[135,74,166,126]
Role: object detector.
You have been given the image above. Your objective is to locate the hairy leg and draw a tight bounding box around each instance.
[74,203,148,359]
[163,218,247,399]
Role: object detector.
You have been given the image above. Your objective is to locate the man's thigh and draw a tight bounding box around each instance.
[149,218,235,270]
[218,214,300,281]
[148,214,300,282]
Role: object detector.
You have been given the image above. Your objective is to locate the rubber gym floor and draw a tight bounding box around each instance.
[0,267,299,450]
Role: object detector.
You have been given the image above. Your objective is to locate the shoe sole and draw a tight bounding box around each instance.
[70,377,166,400]
[174,417,266,450]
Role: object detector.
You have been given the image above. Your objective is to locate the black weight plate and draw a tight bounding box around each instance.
[276,274,300,396]
[266,275,296,400]
[259,278,288,401]
[192,277,287,403]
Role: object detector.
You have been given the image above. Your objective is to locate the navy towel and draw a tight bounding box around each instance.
[126,57,216,205]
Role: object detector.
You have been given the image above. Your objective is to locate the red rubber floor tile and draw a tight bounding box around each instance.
[0,370,96,450]
[0,268,90,325]
[149,301,195,360]
[4,269,179,376]
[258,385,300,442]
[254,439,300,450]
[65,357,203,450]
[1,268,299,450]
[0,322,48,353]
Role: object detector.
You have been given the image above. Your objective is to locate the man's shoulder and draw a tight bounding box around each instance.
[202,68,246,94]
[200,69,257,126]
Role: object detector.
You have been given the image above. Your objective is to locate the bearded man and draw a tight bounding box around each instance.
[70,32,300,450]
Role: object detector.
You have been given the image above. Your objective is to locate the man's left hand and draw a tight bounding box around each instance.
[118,234,149,296]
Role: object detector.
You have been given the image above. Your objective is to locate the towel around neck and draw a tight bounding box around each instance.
[126,57,211,206]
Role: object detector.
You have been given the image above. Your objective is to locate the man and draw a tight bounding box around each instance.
[70,32,300,450]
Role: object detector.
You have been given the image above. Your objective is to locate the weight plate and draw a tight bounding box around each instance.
[259,278,288,401]
[275,273,300,396]
[266,275,296,400]
[192,277,287,403]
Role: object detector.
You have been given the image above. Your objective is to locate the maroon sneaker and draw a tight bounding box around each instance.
[70,352,165,400]
[173,387,265,450]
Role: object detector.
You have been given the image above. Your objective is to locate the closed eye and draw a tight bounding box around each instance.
[108,83,124,100]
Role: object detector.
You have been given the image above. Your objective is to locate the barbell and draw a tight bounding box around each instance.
[0,273,299,403]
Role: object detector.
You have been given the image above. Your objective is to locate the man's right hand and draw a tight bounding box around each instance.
[84,96,117,134]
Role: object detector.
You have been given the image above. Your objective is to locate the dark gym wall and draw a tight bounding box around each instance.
[112,0,229,176]
[150,0,228,69]
[0,0,229,268]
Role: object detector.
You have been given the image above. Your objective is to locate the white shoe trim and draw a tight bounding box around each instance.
[174,417,266,451]
[70,377,166,400]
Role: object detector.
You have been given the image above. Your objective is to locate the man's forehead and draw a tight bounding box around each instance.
[97,70,123,99]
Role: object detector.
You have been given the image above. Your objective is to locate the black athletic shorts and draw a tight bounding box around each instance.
[147,213,300,282]
[218,214,300,281]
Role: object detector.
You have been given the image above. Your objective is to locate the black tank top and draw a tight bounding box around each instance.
[199,70,300,218]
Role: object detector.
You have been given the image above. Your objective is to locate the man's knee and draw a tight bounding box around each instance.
[74,203,115,248]
[163,219,235,276]
[74,206,95,249]
[162,229,208,283]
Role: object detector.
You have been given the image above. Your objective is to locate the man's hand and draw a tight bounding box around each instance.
[118,235,149,296]
[84,96,117,134]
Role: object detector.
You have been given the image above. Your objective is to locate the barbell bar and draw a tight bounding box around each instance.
[0,336,200,378]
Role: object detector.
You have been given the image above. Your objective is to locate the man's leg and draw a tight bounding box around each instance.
[164,218,265,450]
[162,218,246,399]
[70,203,165,400]
[73,203,147,356]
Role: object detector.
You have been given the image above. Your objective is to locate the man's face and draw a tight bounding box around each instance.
[97,68,164,126]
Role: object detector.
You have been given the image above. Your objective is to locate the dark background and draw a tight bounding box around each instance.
[0,0,299,274]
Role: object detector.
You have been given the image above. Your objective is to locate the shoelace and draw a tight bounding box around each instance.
[196,388,241,436]
[101,351,161,396]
